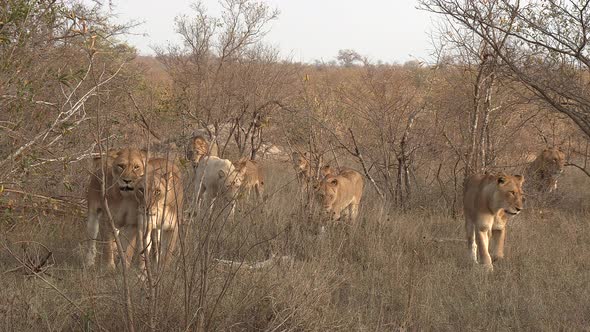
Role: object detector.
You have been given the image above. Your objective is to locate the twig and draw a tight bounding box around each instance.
[0,62,125,169]
[348,128,385,199]
[128,92,161,141]
[565,162,590,178]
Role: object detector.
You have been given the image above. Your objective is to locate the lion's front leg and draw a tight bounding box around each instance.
[119,225,137,269]
[136,216,150,272]
[96,216,117,270]
[465,218,477,263]
[85,209,101,267]
[491,229,506,261]
[475,226,493,270]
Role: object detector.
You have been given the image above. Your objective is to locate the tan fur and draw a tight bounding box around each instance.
[320,164,355,179]
[85,148,148,269]
[234,157,264,201]
[463,172,525,271]
[135,158,183,270]
[315,169,364,221]
[90,149,119,171]
[526,148,565,193]
[187,134,219,166]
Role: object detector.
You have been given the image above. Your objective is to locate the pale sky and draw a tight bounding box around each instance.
[111,0,434,63]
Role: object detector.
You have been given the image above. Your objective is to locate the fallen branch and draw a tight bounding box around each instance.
[214,254,294,270]
[424,237,466,243]
[2,188,86,209]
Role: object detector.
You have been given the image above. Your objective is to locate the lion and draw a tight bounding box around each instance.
[234,157,264,201]
[187,134,219,166]
[135,158,183,270]
[463,172,525,271]
[86,148,148,269]
[320,164,355,179]
[291,151,312,183]
[195,156,246,216]
[315,168,364,222]
[525,148,565,193]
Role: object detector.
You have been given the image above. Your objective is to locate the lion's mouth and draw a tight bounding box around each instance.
[505,210,519,216]
[119,186,134,192]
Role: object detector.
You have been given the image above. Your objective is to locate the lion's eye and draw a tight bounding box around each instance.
[509,191,515,196]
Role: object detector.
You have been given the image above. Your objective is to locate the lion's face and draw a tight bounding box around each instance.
[494,174,525,216]
[219,167,245,197]
[541,148,565,177]
[112,148,147,195]
[135,172,176,222]
[320,165,336,178]
[315,177,339,217]
[292,152,309,173]
[188,136,209,166]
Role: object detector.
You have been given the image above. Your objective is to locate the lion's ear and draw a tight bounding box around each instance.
[108,149,120,159]
[514,174,525,185]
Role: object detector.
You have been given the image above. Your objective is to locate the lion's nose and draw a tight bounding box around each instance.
[123,179,131,184]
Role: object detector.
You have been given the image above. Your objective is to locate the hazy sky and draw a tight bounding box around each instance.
[112,0,434,63]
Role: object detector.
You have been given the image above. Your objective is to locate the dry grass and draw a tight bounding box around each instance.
[1,162,590,331]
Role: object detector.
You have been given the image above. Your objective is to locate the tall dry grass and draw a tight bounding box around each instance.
[1,162,590,331]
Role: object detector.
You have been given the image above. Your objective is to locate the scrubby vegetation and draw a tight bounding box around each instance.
[2,0,590,331]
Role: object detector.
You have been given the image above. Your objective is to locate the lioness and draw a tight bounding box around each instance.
[234,157,264,201]
[315,169,364,221]
[187,134,219,166]
[86,148,147,269]
[291,151,313,183]
[525,148,565,193]
[195,156,245,216]
[320,164,355,179]
[463,172,525,271]
[135,158,183,270]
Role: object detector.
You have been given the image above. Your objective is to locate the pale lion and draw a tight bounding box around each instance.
[315,168,364,221]
[234,157,264,201]
[525,148,565,193]
[135,158,183,269]
[86,148,147,269]
[195,156,245,215]
[463,172,525,271]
